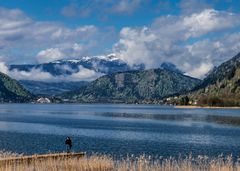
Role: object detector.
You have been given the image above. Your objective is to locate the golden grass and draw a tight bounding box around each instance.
[1,152,240,171]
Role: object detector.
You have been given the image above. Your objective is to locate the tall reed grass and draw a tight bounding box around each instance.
[0,151,240,171]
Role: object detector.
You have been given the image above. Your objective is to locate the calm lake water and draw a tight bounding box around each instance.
[0,104,240,158]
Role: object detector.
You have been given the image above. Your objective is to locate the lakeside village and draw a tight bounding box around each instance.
[34,95,198,105]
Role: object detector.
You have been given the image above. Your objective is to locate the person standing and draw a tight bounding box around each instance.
[65,137,72,153]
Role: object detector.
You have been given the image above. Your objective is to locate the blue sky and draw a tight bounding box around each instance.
[0,0,240,79]
[1,0,239,29]
[0,0,174,28]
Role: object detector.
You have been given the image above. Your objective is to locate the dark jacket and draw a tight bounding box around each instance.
[65,138,72,148]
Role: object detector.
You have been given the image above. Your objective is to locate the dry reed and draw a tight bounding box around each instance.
[1,151,240,171]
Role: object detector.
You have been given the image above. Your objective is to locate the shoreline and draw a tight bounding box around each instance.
[1,103,240,109]
[175,105,240,109]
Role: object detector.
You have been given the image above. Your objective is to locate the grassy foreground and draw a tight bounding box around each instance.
[0,151,240,171]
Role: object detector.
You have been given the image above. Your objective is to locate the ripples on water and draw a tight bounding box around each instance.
[0,104,240,158]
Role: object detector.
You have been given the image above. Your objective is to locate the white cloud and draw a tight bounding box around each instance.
[0,62,9,74]
[151,9,239,41]
[114,27,157,67]
[185,62,214,78]
[35,42,93,64]
[10,68,53,81]
[1,7,240,81]
[36,48,64,63]
[113,9,240,78]
[0,61,102,82]
[0,8,31,32]
[66,66,103,81]
[183,9,238,38]
[0,8,111,64]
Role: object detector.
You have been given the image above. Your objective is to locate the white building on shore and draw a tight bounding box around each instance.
[37,97,51,103]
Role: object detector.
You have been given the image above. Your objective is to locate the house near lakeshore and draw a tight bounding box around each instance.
[37,97,51,103]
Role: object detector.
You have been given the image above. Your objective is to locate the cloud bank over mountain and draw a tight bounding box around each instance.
[113,9,240,78]
[0,61,103,82]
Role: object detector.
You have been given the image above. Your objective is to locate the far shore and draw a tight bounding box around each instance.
[175,105,240,109]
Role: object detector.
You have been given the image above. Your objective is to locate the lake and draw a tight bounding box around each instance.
[0,104,240,158]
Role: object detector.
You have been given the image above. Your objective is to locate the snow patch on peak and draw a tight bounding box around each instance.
[82,56,91,61]
[82,54,122,62]
[49,54,125,65]
[95,55,108,60]
[67,59,81,63]
[50,60,61,64]
[51,59,81,64]
[106,53,120,61]
[107,53,116,57]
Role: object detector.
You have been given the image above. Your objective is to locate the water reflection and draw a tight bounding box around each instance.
[0,104,239,157]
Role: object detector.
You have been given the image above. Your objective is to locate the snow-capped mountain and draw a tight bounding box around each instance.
[8,54,186,96]
[10,54,145,77]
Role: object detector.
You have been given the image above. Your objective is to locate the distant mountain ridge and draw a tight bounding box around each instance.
[0,72,32,102]
[10,54,184,80]
[10,54,145,77]
[63,68,201,103]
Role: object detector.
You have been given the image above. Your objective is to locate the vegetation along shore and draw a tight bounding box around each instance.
[175,105,240,109]
[1,151,240,171]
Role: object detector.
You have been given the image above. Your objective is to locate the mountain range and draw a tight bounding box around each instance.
[62,68,201,103]
[10,54,183,95]
[0,52,239,105]
[60,52,240,105]
[10,54,145,76]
